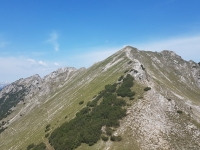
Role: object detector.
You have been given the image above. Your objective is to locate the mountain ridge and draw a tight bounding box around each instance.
[0,46,200,150]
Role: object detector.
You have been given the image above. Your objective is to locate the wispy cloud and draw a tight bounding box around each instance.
[39,61,47,66]
[0,57,62,82]
[46,31,59,51]
[27,59,36,65]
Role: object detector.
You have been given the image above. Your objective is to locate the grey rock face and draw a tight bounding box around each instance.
[0,67,79,124]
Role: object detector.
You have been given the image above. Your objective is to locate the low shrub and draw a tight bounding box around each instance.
[141,65,145,70]
[144,87,151,91]
[79,101,84,105]
[124,69,129,73]
[33,143,46,150]
[128,61,132,64]
[118,75,124,81]
[106,127,113,136]
[110,135,122,142]
[177,110,183,114]
[101,135,109,141]
[45,133,49,138]
[27,143,35,150]
[46,124,50,129]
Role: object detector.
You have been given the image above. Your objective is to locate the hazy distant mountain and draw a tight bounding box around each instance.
[0,82,10,90]
[0,46,200,150]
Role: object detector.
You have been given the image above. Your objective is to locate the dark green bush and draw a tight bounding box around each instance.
[45,133,49,138]
[101,135,109,141]
[128,61,132,64]
[141,65,145,70]
[27,143,35,150]
[118,75,124,81]
[0,127,7,134]
[0,87,27,120]
[144,87,151,91]
[79,101,84,105]
[105,84,117,93]
[124,69,129,73]
[110,135,122,141]
[106,127,113,136]
[177,110,183,114]
[117,74,135,97]
[32,143,46,150]
[45,128,50,132]
[46,124,50,129]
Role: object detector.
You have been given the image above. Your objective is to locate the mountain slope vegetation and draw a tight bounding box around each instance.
[0,46,200,150]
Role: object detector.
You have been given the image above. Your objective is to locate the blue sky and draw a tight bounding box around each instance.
[1,0,200,82]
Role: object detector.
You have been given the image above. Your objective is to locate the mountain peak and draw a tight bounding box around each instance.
[122,45,139,52]
[161,50,182,59]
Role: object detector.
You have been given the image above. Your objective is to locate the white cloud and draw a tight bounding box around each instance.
[46,31,59,51]
[0,57,61,82]
[54,63,59,66]
[27,59,36,65]
[39,61,47,66]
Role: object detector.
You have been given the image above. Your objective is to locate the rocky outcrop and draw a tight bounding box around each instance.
[0,67,79,126]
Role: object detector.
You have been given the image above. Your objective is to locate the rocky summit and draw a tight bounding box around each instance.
[0,46,200,150]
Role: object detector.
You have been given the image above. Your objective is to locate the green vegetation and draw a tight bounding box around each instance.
[110,135,122,141]
[128,61,132,64]
[32,143,46,150]
[45,133,49,138]
[45,124,51,132]
[46,124,50,129]
[0,127,7,134]
[79,101,84,105]
[48,75,135,150]
[101,135,109,141]
[144,87,151,91]
[118,75,124,81]
[117,74,135,97]
[177,110,183,114]
[124,69,129,73]
[0,86,26,120]
[27,143,35,150]
[27,143,46,150]
[105,127,113,136]
[141,65,145,70]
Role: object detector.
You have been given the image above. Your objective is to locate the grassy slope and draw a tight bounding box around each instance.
[76,81,145,150]
[0,50,132,150]
[140,51,200,104]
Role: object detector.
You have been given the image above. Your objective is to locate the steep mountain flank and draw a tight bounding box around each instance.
[0,46,200,150]
[0,67,80,128]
